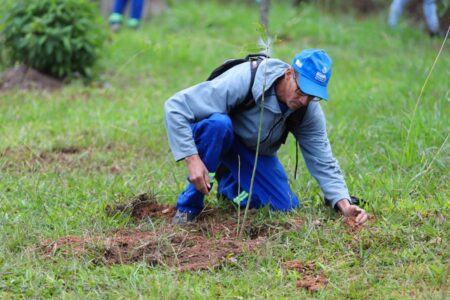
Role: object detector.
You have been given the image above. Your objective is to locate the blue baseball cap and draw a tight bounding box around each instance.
[292,49,333,101]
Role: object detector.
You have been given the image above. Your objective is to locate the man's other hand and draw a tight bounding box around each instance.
[185,154,211,195]
[336,199,368,226]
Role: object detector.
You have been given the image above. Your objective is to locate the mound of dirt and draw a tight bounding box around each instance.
[39,192,305,271]
[0,65,63,91]
[283,260,328,292]
[106,193,177,222]
[37,193,303,271]
[40,228,265,271]
[107,193,302,238]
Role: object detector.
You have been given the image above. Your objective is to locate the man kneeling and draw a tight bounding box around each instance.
[164,49,368,226]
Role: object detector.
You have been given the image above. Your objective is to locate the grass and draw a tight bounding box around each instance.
[0,0,449,298]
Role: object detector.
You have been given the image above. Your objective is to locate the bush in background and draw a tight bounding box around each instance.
[0,0,14,71]
[0,0,14,20]
[0,0,106,80]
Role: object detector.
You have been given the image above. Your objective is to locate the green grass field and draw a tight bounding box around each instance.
[1,1,449,298]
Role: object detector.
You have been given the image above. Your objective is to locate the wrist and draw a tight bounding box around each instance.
[336,198,351,213]
[184,154,200,165]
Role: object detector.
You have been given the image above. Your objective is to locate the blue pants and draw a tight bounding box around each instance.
[176,113,300,215]
[113,0,144,20]
[389,0,439,33]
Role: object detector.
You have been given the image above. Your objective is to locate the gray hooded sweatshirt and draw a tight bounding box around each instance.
[164,58,350,208]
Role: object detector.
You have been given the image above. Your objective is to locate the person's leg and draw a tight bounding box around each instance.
[389,0,410,27]
[176,114,234,215]
[422,0,440,34]
[109,0,128,29]
[128,0,145,28]
[112,0,128,14]
[218,139,300,211]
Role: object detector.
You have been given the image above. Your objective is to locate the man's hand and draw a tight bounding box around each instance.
[185,154,211,195]
[336,199,368,226]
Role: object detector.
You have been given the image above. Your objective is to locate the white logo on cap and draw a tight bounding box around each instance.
[322,66,328,73]
[295,59,303,68]
[315,72,326,82]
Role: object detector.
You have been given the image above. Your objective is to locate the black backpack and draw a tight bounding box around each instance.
[207,53,307,145]
[209,54,308,179]
[207,53,267,114]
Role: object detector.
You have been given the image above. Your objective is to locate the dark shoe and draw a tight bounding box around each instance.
[172,210,198,225]
[429,30,446,38]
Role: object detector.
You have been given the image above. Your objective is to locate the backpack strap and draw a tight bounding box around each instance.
[206,59,248,81]
[243,54,268,105]
[281,105,309,179]
[230,54,267,116]
[242,58,262,107]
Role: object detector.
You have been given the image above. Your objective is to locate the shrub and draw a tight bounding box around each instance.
[0,0,14,70]
[0,0,106,80]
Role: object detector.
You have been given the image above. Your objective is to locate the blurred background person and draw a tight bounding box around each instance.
[389,0,441,36]
[109,0,145,31]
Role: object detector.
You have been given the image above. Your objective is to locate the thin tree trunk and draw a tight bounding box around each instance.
[258,0,272,57]
[259,0,270,31]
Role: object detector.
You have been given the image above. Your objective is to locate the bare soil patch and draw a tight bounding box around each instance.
[39,192,305,271]
[0,65,64,91]
[283,260,328,292]
[40,228,265,271]
[1,146,85,168]
[38,146,84,164]
[106,192,177,222]
[1,144,139,174]
[107,192,303,238]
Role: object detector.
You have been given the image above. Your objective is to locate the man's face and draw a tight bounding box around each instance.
[279,69,321,110]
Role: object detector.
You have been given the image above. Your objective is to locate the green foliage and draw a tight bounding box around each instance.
[0,0,14,69]
[438,0,449,16]
[0,0,106,79]
[0,0,14,20]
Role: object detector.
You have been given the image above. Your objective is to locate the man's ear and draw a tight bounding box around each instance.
[285,67,294,78]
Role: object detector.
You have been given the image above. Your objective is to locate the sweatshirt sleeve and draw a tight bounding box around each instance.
[293,102,350,208]
[164,62,251,161]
